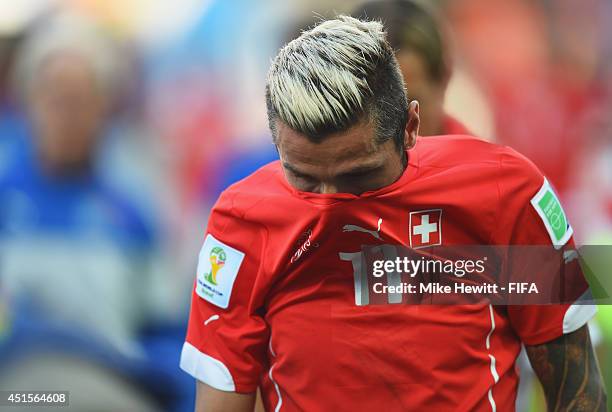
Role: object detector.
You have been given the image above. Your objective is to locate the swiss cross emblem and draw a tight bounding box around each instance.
[409,209,442,248]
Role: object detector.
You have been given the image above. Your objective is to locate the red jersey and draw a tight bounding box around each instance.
[181,135,594,411]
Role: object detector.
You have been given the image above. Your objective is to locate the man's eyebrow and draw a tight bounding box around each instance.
[282,162,383,178]
[337,163,383,177]
[282,162,312,178]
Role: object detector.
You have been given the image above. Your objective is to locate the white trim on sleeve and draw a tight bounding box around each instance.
[180,341,236,391]
[563,302,597,334]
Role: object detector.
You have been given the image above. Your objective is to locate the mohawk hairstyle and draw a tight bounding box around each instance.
[266,15,408,148]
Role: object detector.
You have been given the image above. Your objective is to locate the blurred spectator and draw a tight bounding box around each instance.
[1,9,150,355]
[355,0,470,136]
[0,11,178,411]
[445,0,612,200]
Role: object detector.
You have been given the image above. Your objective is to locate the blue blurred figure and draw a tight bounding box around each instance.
[0,12,188,412]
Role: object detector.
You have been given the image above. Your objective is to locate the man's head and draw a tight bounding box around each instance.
[357,0,450,136]
[14,12,118,176]
[266,15,419,195]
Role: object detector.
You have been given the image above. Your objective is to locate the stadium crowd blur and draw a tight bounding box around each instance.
[0,0,611,411]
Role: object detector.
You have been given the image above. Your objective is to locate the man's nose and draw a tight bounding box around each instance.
[319,183,339,194]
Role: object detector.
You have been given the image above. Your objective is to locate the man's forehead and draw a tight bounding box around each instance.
[276,121,379,166]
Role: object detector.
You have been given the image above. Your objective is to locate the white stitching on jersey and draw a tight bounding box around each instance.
[486,304,499,412]
[268,338,282,412]
[269,364,283,412]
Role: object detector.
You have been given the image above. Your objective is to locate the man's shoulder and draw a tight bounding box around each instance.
[415,134,542,185]
[214,160,290,217]
[223,159,284,195]
[416,134,502,165]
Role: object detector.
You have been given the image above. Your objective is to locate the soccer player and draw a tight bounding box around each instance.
[180,16,606,411]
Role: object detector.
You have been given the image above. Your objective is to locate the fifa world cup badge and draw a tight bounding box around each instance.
[196,234,245,308]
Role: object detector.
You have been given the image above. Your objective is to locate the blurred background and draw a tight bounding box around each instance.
[0,0,610,411]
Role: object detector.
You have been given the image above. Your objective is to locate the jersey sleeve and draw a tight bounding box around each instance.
[494,149,595,345]
[180,191,268,393]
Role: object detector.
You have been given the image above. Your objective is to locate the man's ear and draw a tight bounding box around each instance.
[404,100,420,149]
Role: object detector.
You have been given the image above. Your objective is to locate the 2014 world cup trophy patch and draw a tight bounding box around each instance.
[196,234,245,309]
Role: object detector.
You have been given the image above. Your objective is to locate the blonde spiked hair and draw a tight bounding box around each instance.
[266,15,408,147]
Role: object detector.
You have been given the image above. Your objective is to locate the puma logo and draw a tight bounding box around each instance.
[343,218,383,240]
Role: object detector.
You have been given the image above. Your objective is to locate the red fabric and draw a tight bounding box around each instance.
[442,114,471,135]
